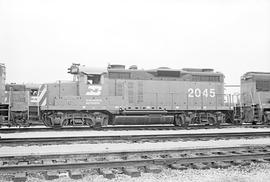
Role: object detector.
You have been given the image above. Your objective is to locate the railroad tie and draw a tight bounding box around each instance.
[252,158,269,163]
[211,161,231,169]
[68,169,83,180]
[144,165,162,173]
[191,163,209,170]
[99,168,115,179]
[169,163,188,170]
[123,167,141,177]
[232,160,243,165]
[241,160,251,166]
[44,171,59,180]
[13,172,27,182]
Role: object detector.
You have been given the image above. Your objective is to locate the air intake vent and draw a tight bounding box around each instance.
[158,67,170,69]
[108,64,125,69]
[183,68,214,72]
[129,65,138,70]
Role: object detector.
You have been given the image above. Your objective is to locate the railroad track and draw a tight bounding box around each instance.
[0,124,269,133]
[1,131,270,146]
[1,145,270,181]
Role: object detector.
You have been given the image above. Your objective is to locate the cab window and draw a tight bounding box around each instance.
[87,74,101,84]
[30,89,38,96]
[256,80,270,91]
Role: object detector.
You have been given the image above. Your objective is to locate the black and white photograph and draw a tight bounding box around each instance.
[0,0,270,181]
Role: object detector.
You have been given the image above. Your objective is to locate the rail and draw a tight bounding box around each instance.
[1,131,270,145]
[1,145,270,181]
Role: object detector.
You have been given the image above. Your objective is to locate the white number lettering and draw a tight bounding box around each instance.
[194,88,201,97]
[209,89,215,97]
[188,88,215,98]
[188,88,194,97]
[202,89,208,97]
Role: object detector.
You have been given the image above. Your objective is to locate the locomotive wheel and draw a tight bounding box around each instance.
[44,117,53,127]
[225,117,234,124]
[208,117,216,125]
[233,119,242,125]
[62,119,69,126]
[174,115,185,126]
[174,116,182,126]
[263,114,270,124]
[85,118,95,127]
[191,117,200,124]
[21,122,31,127]
[102,117,109,126]
[182,121,189,128]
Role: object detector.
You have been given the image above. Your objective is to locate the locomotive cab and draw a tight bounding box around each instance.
[39,64,108,127]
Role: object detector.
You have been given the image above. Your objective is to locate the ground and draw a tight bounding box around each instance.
[1,163,267,182]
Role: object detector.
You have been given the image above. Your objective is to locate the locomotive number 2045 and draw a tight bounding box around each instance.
[188,88,215,98]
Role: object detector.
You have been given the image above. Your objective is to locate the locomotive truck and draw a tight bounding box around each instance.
[39,64,233,127]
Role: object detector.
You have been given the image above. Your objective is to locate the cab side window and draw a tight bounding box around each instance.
[87,74,101,85]
[30,89,38,96]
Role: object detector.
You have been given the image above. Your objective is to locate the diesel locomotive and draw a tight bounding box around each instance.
[236,72,270,124]
[0,63,270,128]
[0,84,40,127]
[0,62,40,126]
[38,64,233,127]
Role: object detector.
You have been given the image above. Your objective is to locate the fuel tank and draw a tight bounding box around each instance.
[113,114,174,125]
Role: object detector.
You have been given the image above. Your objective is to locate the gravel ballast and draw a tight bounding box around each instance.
[4,163,266,182]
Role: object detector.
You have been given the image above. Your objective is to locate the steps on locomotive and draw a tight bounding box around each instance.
[233,106,242,124]
[252,104,260,122]
[0,104,9,121]
[28,105,39,120]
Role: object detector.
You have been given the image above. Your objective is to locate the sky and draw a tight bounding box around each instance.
[0,0,269,85]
